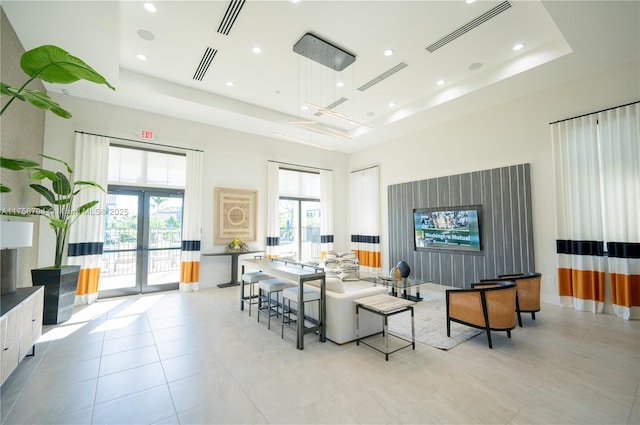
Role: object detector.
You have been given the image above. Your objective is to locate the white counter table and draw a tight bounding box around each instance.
[242,257,326,349]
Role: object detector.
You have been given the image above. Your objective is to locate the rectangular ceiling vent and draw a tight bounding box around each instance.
[426,0,512,53]
[357,62,408,92]
[217,0,246,36]
[314,97,349,116]
[193,47,217,81]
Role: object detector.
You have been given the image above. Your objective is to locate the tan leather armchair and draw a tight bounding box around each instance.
[482,272,542,327]
[446,282,517,349]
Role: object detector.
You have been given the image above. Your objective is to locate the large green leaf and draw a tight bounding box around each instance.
[41,154,73,174]
[0,157,40,170]
[21,45,115,90]
[17,87,72,118]
[52,172,71,195]
[30,169,59,182]
[77,200,99,216]
[0,185,10,193]
[75,180,105,192]
[46,216,66,230]
[29,183,56,204]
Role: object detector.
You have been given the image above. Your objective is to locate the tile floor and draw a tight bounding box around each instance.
[1,283,639,425]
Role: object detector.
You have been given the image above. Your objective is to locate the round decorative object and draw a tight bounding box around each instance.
[389,267,402,281]
[396,260,410,278]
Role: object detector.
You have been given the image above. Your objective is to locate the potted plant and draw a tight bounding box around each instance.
[1,45,114,324]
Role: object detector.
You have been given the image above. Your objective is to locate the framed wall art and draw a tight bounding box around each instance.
[214,187,257,244]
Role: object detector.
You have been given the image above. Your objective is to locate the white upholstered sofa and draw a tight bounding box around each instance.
[304,277,388,344]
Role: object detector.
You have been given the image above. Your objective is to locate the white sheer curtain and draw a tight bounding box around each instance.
[552,102,640,319]
[266,161,280,258]
[180,150,203,292]
[599,103,640,319]
[350,166,381,274]
[320,170,334,257]
[67,133,109,305]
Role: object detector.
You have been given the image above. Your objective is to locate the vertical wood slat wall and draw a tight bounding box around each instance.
[387,163,534,288]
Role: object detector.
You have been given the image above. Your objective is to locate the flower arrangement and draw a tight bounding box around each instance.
[225,237,248,253]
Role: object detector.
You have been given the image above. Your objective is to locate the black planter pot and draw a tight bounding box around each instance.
[31,266,80,325]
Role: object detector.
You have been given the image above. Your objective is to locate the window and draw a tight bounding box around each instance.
[278,168,320,261]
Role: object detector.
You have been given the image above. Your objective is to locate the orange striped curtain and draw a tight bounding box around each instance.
[179,151,203,292]
[599,104,640,319]
[552,102,640,319]
[320,170,335,257]
[67,133,109,305]
[350,166,381,274]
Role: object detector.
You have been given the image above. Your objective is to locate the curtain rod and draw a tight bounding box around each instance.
[75,131,204,152]
[268,160,332,172]
[549,100,639,125]
[351,164,379,173]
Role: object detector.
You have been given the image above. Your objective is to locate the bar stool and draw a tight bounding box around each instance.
[281,286,321,341]
[241,272,272,316]
[257,278,291,329]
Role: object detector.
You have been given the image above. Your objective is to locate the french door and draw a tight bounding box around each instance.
[99,186,184,298]
[279,197,321,262]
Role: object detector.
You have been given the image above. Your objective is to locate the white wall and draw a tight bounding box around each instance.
[39,96,350,288]
[348,60,640,306]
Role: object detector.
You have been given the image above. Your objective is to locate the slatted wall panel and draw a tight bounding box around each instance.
[388,163,534,288]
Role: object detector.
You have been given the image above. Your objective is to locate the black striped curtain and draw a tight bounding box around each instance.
[179,151,203,291]
[350,166,381,274]
[67,133,109,305]
[552,102,639,319]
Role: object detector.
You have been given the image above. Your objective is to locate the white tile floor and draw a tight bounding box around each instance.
[1,284,639,425]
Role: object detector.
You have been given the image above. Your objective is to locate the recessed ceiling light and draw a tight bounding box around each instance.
[437,79,446,86]
[61,89,70,97]
[137,53,147,61]
[252,46,262,54]
[290,0,301,3]
[469,62,483,71]
[143,2,157,13]
[384,49,394,57]
[465,0,477,4]
[302,105,308,110]
[513,43,525,51]
[336,81,344,88]
[226,81,234,87]
[389,102,396,107]
[137,29,155,41]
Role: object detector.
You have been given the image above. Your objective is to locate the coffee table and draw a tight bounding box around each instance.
[354,294,415,361]
[361,275,426,301]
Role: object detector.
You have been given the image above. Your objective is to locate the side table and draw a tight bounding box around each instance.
[202,250,263,288]
[354,293,416,361]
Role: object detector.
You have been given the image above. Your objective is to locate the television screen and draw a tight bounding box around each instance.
[414,205,482,252]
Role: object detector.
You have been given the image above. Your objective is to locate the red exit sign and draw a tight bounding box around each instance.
[140,130,154,140]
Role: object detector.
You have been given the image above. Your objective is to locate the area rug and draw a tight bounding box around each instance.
[387,285,482,350]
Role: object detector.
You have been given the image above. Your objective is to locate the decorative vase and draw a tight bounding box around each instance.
[390,267,402,280]
[396,260,410,278]
[31,265,80,325]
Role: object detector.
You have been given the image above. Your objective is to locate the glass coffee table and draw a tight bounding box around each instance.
[361,275,426,302]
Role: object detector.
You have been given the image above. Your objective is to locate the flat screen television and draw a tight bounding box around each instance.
[413,205,482,252]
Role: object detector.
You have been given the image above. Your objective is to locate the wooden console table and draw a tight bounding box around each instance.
[202,250,263,288]
[242,257,326,350]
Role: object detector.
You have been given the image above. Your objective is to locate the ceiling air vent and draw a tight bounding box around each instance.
[217,0,246,36]
[193,47,217,81]
[314,97,349,117]
[426,0,512,53]
[357,62,408,92]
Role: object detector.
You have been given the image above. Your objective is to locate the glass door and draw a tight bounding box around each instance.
[99,188,183,298]
[279,198,320,262]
